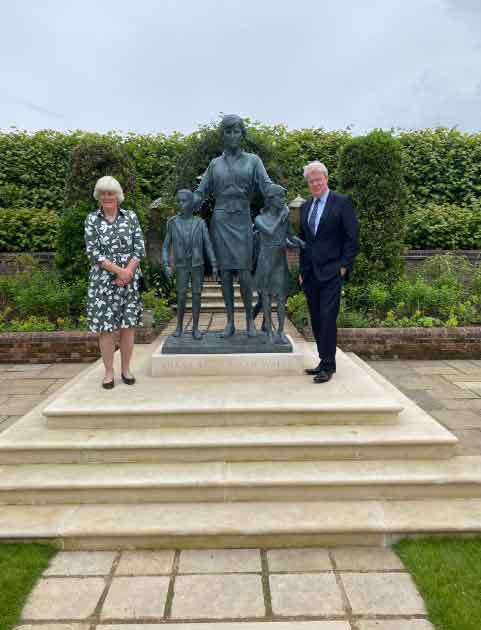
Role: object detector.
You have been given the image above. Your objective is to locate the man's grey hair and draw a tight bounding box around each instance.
[93,175,125,204]
[303,161,328,180]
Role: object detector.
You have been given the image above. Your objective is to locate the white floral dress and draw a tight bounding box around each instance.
[84,208,146,333]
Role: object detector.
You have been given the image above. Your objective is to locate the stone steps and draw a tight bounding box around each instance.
[1,499,481,549]
[0,329,479,546]
[1,457,480,505]
[0,418,456,465]
[42,349,404,430]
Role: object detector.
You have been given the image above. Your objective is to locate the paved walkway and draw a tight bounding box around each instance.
[18,547,433,629]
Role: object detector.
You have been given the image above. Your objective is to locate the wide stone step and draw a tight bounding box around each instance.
[0,417,456,465]
[1,457,479,505]
[42,349,404,430]
[1,498,481,548]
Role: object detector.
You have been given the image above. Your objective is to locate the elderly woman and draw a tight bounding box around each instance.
[84,176,146,389]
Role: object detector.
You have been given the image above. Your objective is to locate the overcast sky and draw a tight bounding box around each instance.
[1,0,480,135]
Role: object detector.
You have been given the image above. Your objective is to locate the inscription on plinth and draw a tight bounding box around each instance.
[151,335,304,377]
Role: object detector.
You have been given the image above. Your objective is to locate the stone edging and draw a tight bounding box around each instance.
[302,326,481,360]
[0,326,162,363]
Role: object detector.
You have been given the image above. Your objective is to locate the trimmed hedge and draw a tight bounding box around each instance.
[0,207,59,252]
[1,125,480,214]
[338,130,406,284]
[406,200,481,250]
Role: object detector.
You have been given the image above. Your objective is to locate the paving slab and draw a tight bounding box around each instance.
[0,379,55,394]
[21,577,105,620]
[179,549,261,573]
[431,410,481,430]
[452,429,481,455]
[3,395,48,414]
[357,621,434,630]
[101,576,169,619]
[17,625,91,630]
[267,548,332,572]
[270,573,344,616]
[44,551,116,576]
[116,550,175,575]
[332,547,404,571]
[172,574,264,619]
[98,623,350,630]
[341,572,427,615]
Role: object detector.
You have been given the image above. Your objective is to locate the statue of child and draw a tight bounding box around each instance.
[162,189,218,340]
[253,184,305,343]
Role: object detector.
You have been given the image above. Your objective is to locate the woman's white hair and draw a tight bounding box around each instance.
[93,176,124,204]
[303,161,328,180]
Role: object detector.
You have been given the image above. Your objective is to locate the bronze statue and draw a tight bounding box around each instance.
[194,114,272,338]
[253,184,305,343]
[162,189,217,340]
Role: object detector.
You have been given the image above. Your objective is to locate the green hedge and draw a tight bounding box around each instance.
[1,124,481,255]
[338,130,406,284]
[406,200,481,249]
[0,207,59,251]
[1,125,480,214]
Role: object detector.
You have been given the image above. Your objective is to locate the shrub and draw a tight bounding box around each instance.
[54,201,91,282]
[406,200,481,250]
[15,271,71,320]
[0,208,59,252]
[338,130,407,284]
[286,292,310,329]
[64,137,137,206]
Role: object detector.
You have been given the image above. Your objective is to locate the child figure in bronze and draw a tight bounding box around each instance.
[162,189,218,340]
[253,184,305,343]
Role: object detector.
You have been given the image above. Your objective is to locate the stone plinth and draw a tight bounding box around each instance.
[152,334,303,377]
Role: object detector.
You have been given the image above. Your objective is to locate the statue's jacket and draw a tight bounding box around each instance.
[162,215,217,270]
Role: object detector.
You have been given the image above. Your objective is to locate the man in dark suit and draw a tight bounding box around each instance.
[299,161,359,383]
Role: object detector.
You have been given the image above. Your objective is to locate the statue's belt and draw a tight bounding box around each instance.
[213,204,251,215]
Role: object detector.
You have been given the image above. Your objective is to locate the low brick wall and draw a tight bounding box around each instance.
[302,326,481,360]
[0,252,55,274]
[0,327,160,363]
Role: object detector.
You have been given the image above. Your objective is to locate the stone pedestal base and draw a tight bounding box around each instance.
[152,334,303,377]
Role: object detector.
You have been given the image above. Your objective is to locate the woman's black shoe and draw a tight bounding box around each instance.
[121,373,136,385]
[102,379,114,390]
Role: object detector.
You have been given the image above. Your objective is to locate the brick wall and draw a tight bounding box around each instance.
[302,326,481,360]
[0,252,56,274]
[0,327,160,363]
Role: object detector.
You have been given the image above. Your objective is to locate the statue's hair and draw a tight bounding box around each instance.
[220,114,246,138]
[265,183,287,198]
[303,160,328,180]
[93,175,124,203]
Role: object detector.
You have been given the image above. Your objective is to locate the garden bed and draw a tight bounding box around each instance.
[301,325,481,360]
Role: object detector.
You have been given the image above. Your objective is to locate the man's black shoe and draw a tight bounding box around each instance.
[313,369,334,384]
[305,363,322,375]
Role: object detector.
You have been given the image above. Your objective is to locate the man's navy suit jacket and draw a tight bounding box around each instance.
[299,190,359,283]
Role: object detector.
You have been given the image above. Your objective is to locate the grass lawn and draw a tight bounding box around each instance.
[395,537,481,630]
[0,543,56,630]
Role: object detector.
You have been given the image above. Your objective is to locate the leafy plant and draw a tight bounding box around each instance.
[338,130,407,285]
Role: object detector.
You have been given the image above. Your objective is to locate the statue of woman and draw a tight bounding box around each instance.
[194,114,272,338]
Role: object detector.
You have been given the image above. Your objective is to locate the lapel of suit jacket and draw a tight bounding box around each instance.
[314,190,334,238]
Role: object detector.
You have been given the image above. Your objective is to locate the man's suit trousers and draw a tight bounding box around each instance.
[303,272,342,372]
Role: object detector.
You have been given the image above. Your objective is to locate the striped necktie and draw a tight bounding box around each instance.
[308,197,320,235]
